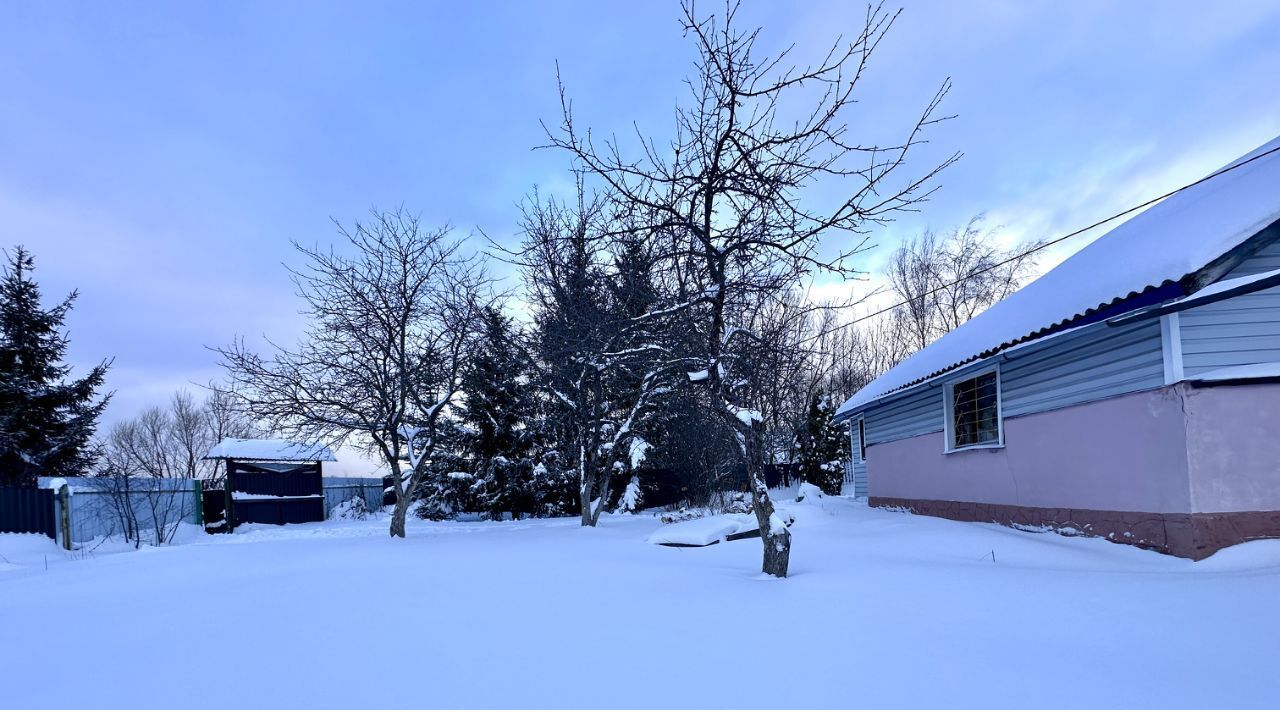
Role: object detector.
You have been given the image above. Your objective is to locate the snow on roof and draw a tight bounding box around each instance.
[203,438,336,462]
[837,135,1280,417]
[1165,265,1280,310]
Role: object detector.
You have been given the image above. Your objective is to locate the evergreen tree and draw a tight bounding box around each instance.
[0,247,110,485]
[796,391,845,496]
[458,306,538,519]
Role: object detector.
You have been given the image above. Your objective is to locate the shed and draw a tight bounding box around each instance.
[204,438,337,529]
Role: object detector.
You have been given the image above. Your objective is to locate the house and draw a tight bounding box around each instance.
[834,136,1280,559]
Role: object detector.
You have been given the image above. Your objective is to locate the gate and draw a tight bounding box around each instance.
[0,487,56,538]
[227,465,325,528]
[202,488,228,533]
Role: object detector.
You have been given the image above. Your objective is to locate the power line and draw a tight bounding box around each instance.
[806,141,1280,344]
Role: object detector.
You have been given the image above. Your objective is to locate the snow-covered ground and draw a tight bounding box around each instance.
[3,496,1279,709]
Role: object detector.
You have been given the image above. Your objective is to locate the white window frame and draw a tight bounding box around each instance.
[943,366,1004,453]
[1159,312,1185,384]
[850,416,867,463]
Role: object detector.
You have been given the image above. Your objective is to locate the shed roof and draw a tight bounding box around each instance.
[203,438,336,462]
[837,135,1280,419]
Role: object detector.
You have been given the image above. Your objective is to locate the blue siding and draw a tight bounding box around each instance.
[845,424,869,497]
[1001,320,1164,417]
[1180,240,1280,376]
[1181,297,1280,370]
[864,384,943,445]
[859,319,1165,448]
[851,459,867,497]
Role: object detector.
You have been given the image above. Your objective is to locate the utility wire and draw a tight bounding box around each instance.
[805,141,1280,344]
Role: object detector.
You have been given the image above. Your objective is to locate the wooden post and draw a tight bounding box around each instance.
[57,484,72,550]
[224,459,237,532]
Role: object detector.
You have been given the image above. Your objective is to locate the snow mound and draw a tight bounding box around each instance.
[646,513,759,547]
[0,533,64,572]
[647,509,797,546]
[793,482,826,503]
[330,497,370,520]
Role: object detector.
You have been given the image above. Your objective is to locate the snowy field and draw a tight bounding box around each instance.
[3,496,1279,710]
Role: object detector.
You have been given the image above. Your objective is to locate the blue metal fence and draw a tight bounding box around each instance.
[0,487,55,538]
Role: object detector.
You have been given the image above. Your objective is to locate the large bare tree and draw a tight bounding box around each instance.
[888,215,1042,350]
[548,1,954,576]
[217,209,490,538]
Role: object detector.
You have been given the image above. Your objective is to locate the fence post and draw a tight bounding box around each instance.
[57,484,72,550]
[193,479,204,528]
[224,484,235,532]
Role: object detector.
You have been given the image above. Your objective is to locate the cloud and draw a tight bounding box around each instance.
[3,0,1278,424]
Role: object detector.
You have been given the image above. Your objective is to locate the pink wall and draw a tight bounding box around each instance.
[867,387,1195,513]
[1183,383,1280,512]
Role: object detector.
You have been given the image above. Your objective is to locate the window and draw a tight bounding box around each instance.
[946,369,1002,451]
[850,417,867,462]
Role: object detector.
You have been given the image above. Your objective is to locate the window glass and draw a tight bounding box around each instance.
[951,371,999,448]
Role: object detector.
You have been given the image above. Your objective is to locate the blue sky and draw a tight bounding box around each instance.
[3,0,1279,428]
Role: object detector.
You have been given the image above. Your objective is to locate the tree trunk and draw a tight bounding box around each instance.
[744,424,790,578]
[579,476,597,527]
[578,441,599,527]
[389,494,410,538]
[748,464,790,577]
[588,474,613,527]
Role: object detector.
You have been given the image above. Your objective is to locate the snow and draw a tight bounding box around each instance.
[645,513,758,546]
[1154,265,1280,311]
[0,533,61,573]
[628,438,650,469]
[728,405,763,426]
[231,492,322,500]
[838,135,1280,417]
[1188,361,1280,382]
[794,481,825,501]
[204,437,336,462]
[4,498,1280,709]
[766,512,789,538]
[618,475,642,513]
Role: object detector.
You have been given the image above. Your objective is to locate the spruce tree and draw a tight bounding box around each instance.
[459,306,537,519]
[796,391,845,496]
[0,247,110,485]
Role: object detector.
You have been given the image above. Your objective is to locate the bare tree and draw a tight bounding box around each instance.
[98,405,199,547]
[200,384,258,487]
[887,215,1041,350]
[824,312,913,400]
[746,293,862,468]
[548,1,954,576]
[169,390,209,479]
[217,209,490,538]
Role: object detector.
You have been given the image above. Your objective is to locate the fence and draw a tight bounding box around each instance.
[12,475,388,548]
[0,487,56,537]
[321,477,386,517]
[36,477,201,545]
